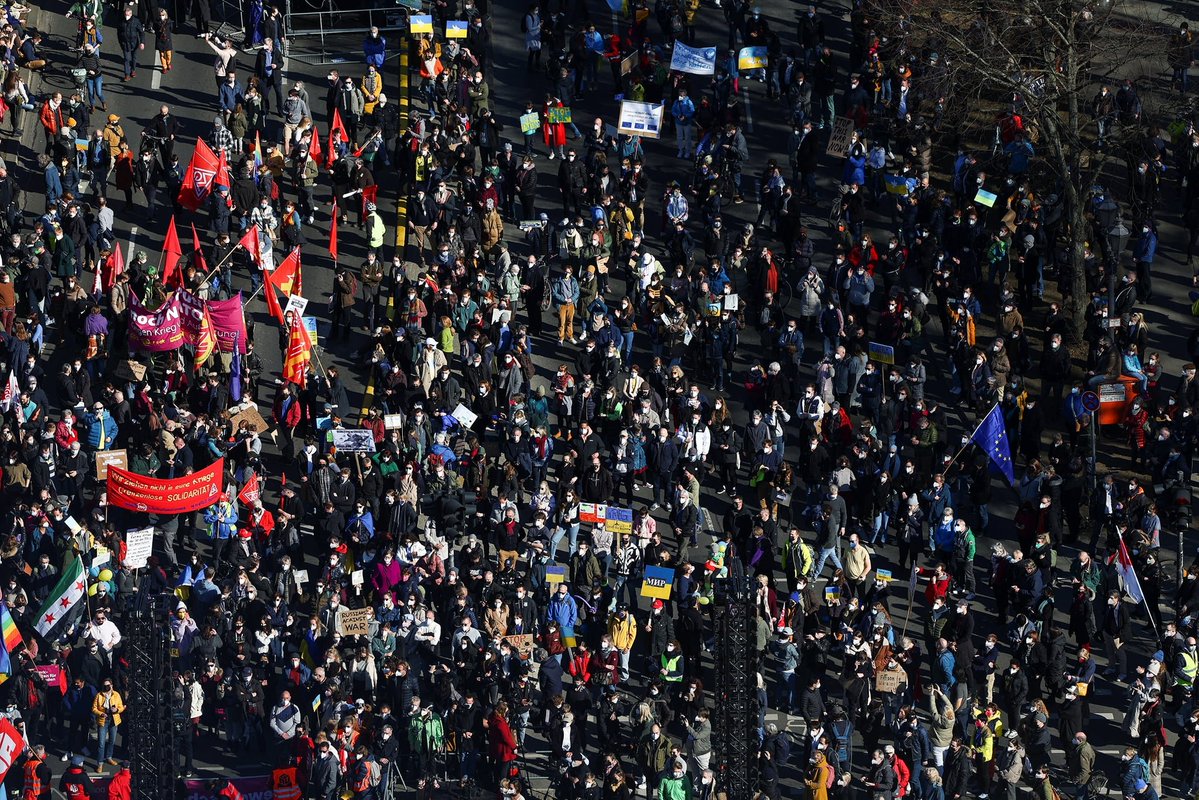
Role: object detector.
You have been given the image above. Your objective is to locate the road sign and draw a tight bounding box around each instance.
[1081,391,1101,412]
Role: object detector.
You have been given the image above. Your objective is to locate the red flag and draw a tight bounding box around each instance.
[329,201,339,262]
[270,248,301,296]
[190,223,208,273]
[263,265,285,323]
[162,217,183,288]
[215,149,231,192]
[96,244,124,295]
[177,138,221,212]
[308,125,322,165]
[282,318,313,387]
[327,109,348,169]
[361,184,378,217]
[238,226,261,265]
[237,473,262,506]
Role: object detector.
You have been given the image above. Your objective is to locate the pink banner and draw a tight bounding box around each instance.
[177,289,205,342]
[184,775,272,800]
[207,293,249,353]
[128,295,185,352]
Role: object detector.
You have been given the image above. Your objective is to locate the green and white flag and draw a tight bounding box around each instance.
[34,556,86,638]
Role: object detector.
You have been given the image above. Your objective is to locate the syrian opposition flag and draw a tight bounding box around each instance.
[34,556,86,638]
[178,138,221,212]
[1112,536,1146,604]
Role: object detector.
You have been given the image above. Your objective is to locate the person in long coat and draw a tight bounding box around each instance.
[541,95,566,158]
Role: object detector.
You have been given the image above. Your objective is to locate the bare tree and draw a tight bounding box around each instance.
[866,0,1168,336]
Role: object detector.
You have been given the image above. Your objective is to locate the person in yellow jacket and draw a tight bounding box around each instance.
[804,750,832,800]
[92,679,125,770]
[607,604,637,682]
[970,701,1003,795]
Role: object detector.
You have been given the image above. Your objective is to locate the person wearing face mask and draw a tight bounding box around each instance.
[860,748,898,799]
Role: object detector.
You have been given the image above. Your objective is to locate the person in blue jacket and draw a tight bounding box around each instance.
[1133,221,1158,301]
[203,499,237,568]
[546,581,579,644]
[82,402,118,450]
[363,26,386,69]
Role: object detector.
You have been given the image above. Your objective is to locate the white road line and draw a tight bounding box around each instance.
[741,84,753,133]
[151,55,162,90]
[126,226,138,267]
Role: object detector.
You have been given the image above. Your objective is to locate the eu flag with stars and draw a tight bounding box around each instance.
[970,404,1015,484]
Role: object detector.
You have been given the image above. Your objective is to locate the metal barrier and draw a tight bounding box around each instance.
[284,0,413,64]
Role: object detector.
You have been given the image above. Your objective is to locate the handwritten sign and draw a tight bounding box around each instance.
[339,606,372,636]
[94,449,128,480]
[826,116,856,159]
[520,112,540,135]
[124,528,154,569]
[548,106,573,124]
[501,634,535,660]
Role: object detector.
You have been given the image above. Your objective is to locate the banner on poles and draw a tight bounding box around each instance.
[617,101,663,139]
[107,458,226,515]
[207,294,249,353]
[669,42,717,75]
[128,295,185,352]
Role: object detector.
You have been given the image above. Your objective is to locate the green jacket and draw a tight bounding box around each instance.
[408,711,445,753]
[659,775,693,800]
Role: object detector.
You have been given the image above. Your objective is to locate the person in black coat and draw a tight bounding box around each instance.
[254,39,285,114]
[942,737,971,800]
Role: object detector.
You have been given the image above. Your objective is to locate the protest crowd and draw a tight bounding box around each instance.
[0,0,1197,799]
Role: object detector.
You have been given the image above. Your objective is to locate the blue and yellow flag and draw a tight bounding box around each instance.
[970,404,1015,484]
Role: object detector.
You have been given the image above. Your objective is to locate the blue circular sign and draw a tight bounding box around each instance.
[1081,391,1101,412]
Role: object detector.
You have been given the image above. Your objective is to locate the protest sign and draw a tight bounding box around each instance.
[519,112,540,135]
[340,606,372,636]
[826,117,856,158]
[641,566,674,599]
[124,528,154,569]
[617,101,663,139]
[94,450,128,480]
[669,42,717,75]
[332,429,376,452]
[737,46,767,70]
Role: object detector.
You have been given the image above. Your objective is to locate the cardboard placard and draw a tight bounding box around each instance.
[501,634,535,660]
[339,606,372,636]
[124,528,154,569]
[227,404,271,433]
[94,449,128,480]
[620,50,639,75]
[641,565,674,599]
[826,117,856,159]
[114,359,148,383]
[875,668,906,693]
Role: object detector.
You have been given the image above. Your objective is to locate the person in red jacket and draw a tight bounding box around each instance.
[884,745,911,797]
[208,778,244,800]
[106,763,131,800]
[486,700,519,787]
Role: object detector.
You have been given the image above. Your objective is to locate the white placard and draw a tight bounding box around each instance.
[284,295,309,319]
[124,528,154,569]
[294,569,309,585]
[723,293,739,311]
[384,414,404,429]
[451,403,478,430]
[351,569,364,587]
[618,101,664,139]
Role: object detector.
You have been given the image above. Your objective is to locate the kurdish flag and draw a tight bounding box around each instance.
[0,602,22,653]
[34,556,86,638]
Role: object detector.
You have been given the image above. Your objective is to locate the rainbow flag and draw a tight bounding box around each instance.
[253,131,263,171]
[0,602,21,653]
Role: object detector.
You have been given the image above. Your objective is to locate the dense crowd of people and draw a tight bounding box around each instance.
[0,0,1197,799]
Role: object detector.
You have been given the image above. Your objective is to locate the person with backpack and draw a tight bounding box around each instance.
[805,750,833,800]
[993,731,1027,800]
[348,745,381,799]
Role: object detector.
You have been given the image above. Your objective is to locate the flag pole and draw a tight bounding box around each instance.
[1115,530,1161,644]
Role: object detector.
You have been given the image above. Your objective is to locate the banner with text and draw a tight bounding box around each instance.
[617,101,663,139]
[107,458,226,514]
[669,42,717,75]
[128,295,185,352]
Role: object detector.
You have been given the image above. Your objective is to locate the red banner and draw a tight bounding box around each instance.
[107,459,225,514]
[128,294,186,352]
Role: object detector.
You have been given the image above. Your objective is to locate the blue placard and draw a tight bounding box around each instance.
[641,565,674,599]
[669,42,717,75]
[1081,391,1101,412]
